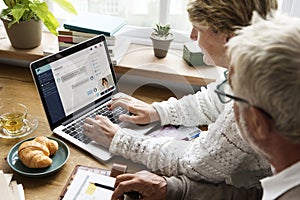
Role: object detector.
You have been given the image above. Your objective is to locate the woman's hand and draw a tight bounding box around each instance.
[83,115,120,148]
[108,96,160,125]
[112,171,167,200]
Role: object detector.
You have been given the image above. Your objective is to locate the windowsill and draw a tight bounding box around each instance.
[0,23,193,63]
[0,23,223,91]
[59,22,191,50]
[115,25,192,50]
[48,18,192,50]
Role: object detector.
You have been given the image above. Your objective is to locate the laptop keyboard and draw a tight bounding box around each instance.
[62,106,128,144]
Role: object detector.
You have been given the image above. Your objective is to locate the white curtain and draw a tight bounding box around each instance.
[46,0,190,32]
[2,0,299,30]
[280,0,300,17]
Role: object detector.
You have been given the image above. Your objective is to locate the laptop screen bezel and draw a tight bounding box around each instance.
[30,35,119,130]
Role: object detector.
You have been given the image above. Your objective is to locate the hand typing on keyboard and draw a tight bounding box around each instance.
[83,115,121,148]
[108,96,160,125]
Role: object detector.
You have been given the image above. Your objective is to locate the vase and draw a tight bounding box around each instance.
[1,18,42,49]
[150,33,174,59]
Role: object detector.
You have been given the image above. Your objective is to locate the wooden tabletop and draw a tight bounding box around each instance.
[0,25,221,199]
[116,44,224,86]
[0,63,175,200]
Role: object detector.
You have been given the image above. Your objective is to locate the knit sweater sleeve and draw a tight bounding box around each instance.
[152,81,224,126]
[109,102,270,187]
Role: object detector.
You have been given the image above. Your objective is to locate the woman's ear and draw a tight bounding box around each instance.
[226,33,235,43]
[248,107,272,141]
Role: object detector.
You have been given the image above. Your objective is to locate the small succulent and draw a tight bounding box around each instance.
[152,23,172,39]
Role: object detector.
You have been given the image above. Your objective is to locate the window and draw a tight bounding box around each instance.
[1,0,300,27]
[2,0,299,43]
[280,0,300,17]
[46,0,191,32]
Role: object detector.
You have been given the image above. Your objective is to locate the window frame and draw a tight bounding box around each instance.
[44,0,192,48]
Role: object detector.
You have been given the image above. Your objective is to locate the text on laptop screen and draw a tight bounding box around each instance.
[34,40,116,124]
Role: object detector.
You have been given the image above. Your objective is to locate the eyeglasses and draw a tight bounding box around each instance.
[214,70,273,119]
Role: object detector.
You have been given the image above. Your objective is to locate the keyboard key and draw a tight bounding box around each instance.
[63,105,129,144]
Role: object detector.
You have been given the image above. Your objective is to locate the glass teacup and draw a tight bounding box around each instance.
[0,102,28,135]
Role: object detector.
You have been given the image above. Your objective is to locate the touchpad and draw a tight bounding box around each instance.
[86,141,113,161]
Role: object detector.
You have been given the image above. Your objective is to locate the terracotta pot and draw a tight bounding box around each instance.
[150,33,174,58]
[1,18,42,49]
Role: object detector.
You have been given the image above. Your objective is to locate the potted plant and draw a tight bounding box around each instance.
[150,23,174,58]
[0,0,77,49]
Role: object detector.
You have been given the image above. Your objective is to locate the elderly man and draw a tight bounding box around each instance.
[216,12,300,199]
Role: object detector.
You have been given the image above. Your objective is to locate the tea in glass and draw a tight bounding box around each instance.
[0,102,27,135]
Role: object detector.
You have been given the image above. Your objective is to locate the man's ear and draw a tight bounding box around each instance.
[248,107,271,141]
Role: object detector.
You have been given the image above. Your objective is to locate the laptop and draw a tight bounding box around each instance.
[30,35,157,162]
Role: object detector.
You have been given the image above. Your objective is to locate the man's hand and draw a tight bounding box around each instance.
[108,96,160,125]
[112,171,167,200]
[83,115,120,148]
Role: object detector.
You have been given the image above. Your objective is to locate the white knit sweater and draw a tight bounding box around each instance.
[109,81,271,188]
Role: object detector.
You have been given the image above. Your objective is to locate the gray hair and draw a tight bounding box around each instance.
[227,12,300,143]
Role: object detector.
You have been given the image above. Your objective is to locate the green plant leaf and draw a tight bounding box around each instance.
[0,8,10,19]
[9,3,28,26]
[3,0,18,8]
[1,0,76,35]
[50,0,77,14]
[153,23,171,39]
[30,2,60,35]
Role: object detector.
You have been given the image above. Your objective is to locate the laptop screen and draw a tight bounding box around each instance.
[30,35,117,129]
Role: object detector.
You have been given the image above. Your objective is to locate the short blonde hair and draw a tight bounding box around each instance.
[187,0,278,34]
[228,12,300,143]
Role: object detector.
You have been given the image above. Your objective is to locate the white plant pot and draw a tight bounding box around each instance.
[150,33,174,58]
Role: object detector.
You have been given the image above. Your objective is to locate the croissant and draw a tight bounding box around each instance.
[18,136,59,168]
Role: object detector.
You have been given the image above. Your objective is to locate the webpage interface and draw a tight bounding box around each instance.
[35,42,115,123]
